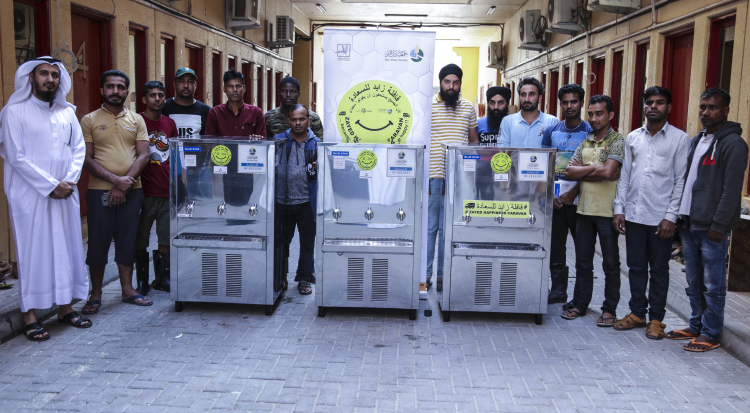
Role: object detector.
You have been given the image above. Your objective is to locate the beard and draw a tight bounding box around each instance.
[32,79,58,102]
[487,107,509,131]
[439,88,460,108]
[104,93,125,107]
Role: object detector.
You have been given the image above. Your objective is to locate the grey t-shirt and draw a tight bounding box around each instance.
[276,140,309,205]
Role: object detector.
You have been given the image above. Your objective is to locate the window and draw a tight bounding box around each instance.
[662,30,694,131]
[275,71,283,107]
[212,51,222,106]
[562,65,570,86]
[228,55,236,71]
[161,36,175,98]
[185,43,205,103]
[590,57,605,97]
[610,50,624,131]
[266,68,273,111]
[242,61,254,105]
[631,42,650,131]
[706,14,735,91]
[575,61,583,86]
[549,70,559,118]
[13,0,50,67]
[540,72,547,114]
[128,26,148,112]
[256,65,265,110]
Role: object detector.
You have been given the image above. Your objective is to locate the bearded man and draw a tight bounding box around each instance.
[0,57,92,341]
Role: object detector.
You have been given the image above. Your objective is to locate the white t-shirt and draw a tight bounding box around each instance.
[680,133,714,216]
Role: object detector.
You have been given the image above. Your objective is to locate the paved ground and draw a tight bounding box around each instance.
[1,234,750,412]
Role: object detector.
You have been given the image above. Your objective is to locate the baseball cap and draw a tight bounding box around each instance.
[175,67,197,80]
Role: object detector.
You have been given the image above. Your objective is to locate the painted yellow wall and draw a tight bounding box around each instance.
[453,47,479,106]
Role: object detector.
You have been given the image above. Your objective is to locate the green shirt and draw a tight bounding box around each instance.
[264,107,324,139]
[572,128,625,217]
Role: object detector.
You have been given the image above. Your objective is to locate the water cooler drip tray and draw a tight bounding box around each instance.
[452,242,546,258]
[322,238,414,254]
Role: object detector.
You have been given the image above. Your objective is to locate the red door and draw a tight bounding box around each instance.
[610,51,624,131]
[186,46,204,103]
[242,62,254,105]
[590,58,605,97]
[549,70,559,119]
[72,11,109,216]
[663,31,694,132]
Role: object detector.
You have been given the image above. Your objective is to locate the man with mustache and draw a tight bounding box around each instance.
[611,86,690,339]
[162,68,211,138]
[666,88,748,352]
[427,63,479,290]
[562,95,624,326]
[134,81,178,295]
[265,76,324,140]
[477,86,510,143]
[499,77,557,148]
[541,84,593,304]
[81,70,152,313]
[0,57,91,341]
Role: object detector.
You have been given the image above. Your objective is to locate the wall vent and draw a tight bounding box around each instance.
[347,258,364,301]
[202,253,219,296]
[226,254,243,297]
[371,259,388,301]
[474,262,493,305]
[498,263,518,306]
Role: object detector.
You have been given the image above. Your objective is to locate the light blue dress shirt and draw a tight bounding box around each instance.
[498,110,558,148]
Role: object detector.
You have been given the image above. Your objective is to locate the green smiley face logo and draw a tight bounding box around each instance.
[337,80,413,144]
[356,150,378,171]
[491,153,512,174]
[211,145,232,166]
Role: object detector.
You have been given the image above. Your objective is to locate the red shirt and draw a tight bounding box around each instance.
[205,103,267,137]
[139,113,178,198]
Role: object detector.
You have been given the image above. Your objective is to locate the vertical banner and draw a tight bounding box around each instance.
[324,29,436,287]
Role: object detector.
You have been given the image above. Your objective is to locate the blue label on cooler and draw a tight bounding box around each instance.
[389,167,413,172]
[462,154,480,159]
[554,182,561,197]
[332,151,349,156]
[184,146,201,152]
[241,163,264,167]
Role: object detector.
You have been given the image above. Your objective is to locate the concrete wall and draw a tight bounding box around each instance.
[453,47,479,106]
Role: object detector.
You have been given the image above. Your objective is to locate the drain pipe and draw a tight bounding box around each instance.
[651,0,658,25]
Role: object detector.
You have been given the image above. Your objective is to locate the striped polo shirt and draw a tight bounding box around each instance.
[430,94,477,178]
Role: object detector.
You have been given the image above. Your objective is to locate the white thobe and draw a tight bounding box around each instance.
[0,96,88,312]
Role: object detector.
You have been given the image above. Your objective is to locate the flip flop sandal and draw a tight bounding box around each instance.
[646,320,666,340]
[122,295,153,306]
[82,300,101,315]
[683,338,721,352]
[0,278,13,289]
[597,315,616,327]
[665,328,699,340]
[58,311,92,328]
[613,313,647,331]
[24,322,50,342]
[298,281,312,295]
[561,307,584,320]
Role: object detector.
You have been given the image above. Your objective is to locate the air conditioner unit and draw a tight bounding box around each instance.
[487,41,506,70]
[227,0,261,31]
[587,0,639,14]
[548,0,583,35]
[266,16,296,49]
[518,9,546,51]
[14,3,32,43]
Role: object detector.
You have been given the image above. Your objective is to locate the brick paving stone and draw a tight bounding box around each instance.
[1,233,750,412]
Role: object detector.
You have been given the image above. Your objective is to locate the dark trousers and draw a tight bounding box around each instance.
[625,221,673,321]
[276,202,315,282]
[571,214,621,315]
[551,205,578,268]
[86,188,143,267]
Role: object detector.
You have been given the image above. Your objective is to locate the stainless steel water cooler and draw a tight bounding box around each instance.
[315,143,424,319]
[439,145,555,324]
[170,138,284,314]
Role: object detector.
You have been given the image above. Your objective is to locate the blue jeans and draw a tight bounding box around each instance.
[570,214,621,315]
[426,178,445,282]
[681,228,731,341]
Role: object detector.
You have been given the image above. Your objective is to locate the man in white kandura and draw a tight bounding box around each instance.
[0,57,92,342]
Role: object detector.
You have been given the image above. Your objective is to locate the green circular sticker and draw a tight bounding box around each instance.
[211,145,232,166]
[356,150,378,171]
[491,153,512,174]
[337,80,413,144]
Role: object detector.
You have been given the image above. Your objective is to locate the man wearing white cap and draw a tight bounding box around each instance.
[0,57,92,341]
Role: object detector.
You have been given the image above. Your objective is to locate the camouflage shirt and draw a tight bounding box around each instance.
[264,107,324,140]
